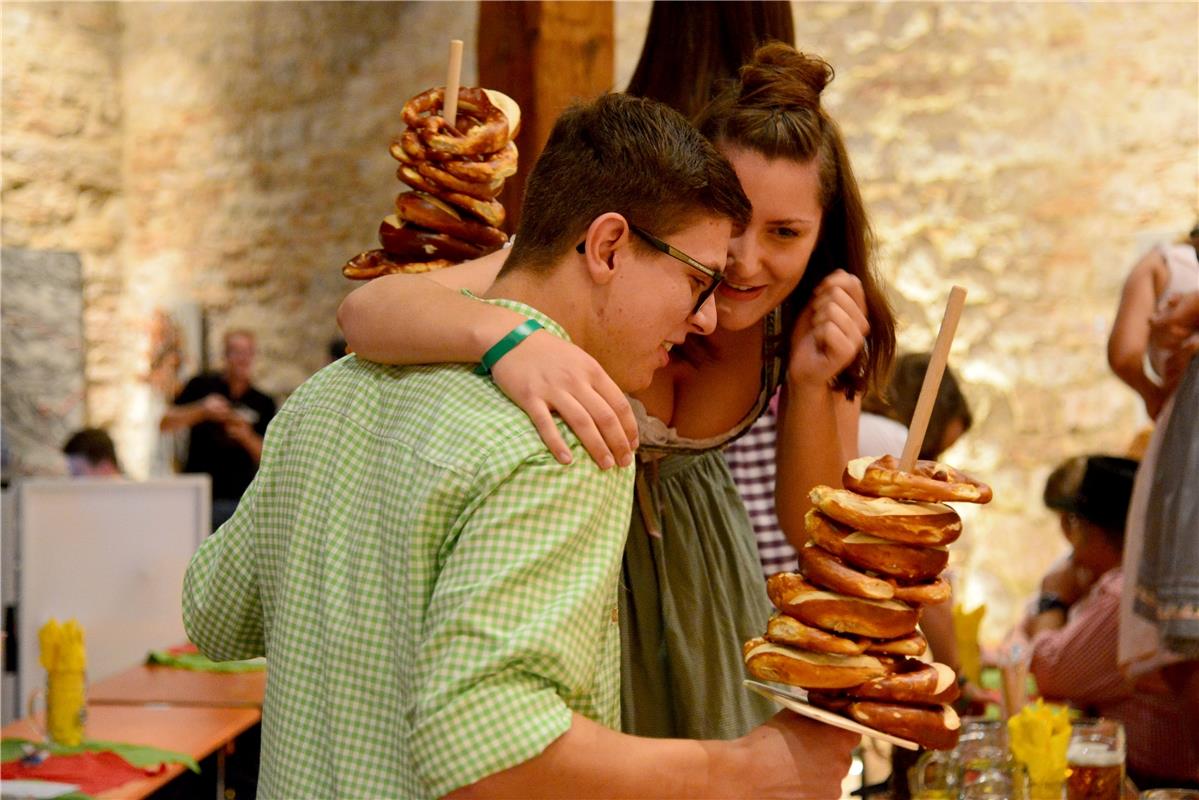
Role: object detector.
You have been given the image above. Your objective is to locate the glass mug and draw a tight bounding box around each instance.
[910,717,1014,799]
[1140,792,1199,800]
[956,725,1028,800]
[27,669,87,747]
[1066,718,1125,800]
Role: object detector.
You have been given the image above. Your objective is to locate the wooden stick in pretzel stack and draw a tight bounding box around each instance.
[343,39,522,280]
[744,287,991,751]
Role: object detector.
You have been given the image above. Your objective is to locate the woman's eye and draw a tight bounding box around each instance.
[773,227,800,239]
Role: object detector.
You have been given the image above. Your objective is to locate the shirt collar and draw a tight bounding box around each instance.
[461,289,571,343]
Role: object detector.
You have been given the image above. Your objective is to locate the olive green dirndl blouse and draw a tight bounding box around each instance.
[619,309,785,740]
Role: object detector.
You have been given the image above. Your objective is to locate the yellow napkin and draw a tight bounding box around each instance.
[1008,699,1071,787]
[39,618,87,672]
[37,618,87,746]
[953,602,985,687]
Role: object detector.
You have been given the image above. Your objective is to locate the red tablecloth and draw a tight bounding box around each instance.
[2,749,165,795]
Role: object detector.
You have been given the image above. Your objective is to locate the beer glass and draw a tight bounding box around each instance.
[956,722,1027,800]
[1066,718,1125,800]
[1140,792,1199,800]
[909,717,1011,799]
[27,670,87,747]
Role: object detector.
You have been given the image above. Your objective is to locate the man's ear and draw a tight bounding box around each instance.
[579,213,630,287]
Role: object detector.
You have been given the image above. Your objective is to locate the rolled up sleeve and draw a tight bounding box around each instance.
[410,445,631,798]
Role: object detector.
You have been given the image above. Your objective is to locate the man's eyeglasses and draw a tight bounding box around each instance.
[575,224,724,316]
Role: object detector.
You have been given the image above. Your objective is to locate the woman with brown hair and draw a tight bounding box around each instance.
[338,42,896,741]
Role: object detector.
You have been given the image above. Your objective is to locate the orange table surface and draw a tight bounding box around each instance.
[3,704,260,800]
[89,663,266,708]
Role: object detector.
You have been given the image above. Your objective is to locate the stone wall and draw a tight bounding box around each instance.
[2,1,1195,640]
[2,1,477,476]
[617,1,1198,641]
[2,2,124,474]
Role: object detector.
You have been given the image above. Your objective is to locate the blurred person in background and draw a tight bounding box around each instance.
[1110,224,1199,724]
[1021,454,1198,791]
[160,329,276,530]
[62,428,122,477]
[1108,223,1199,420]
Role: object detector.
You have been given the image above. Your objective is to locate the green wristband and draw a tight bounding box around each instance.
[474,319,544,375]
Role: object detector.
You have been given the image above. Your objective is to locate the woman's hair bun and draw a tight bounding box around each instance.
[737,42,834,110]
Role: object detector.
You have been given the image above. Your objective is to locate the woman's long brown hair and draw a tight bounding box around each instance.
[694,43,896,398]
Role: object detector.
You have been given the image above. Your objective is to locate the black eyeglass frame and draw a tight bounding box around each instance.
[575,223,725,316]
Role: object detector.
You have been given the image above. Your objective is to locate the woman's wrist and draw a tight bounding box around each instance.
[469,306,532,360]
[475,320,544,375]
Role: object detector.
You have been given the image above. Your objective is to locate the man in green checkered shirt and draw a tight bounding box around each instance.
[185,94,856,799]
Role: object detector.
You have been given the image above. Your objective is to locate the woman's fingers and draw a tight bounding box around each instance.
[537,366,637,468]
[545,393,616,469]
[590,370,639,458]
[490,334,638,468]
[524,401,575,465]
[792,278,871,384]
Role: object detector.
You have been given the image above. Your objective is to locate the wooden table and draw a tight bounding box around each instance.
[3,704,260,800]
[89,664,267,708]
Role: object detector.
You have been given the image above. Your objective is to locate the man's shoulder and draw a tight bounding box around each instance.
[281,356,557,467]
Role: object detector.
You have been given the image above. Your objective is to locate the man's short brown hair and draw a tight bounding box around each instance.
[502,93,751,273]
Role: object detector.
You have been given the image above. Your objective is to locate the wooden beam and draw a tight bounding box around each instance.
[478,1,614,231]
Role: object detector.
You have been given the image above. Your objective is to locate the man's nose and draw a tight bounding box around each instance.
[688,293,719,336]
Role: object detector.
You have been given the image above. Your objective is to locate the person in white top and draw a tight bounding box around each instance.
[1109,224,1199,680]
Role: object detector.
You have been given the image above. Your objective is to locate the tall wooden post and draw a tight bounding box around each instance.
[478,1,614,231]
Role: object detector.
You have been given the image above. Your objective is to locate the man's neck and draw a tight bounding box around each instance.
[486,265,589,349]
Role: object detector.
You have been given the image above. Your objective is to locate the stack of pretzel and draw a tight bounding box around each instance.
[744,454,992,750]
[343,86,520,280]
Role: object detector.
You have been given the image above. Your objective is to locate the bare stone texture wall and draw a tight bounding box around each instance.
[618,1,1198,641]
[2,2,125,473]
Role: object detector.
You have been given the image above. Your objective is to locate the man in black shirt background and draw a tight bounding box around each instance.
[161,329,276,530]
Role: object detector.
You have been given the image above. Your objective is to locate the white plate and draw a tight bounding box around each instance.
[1,780,81,800]
[745,679,919,750]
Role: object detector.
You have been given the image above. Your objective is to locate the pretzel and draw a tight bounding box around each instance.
[809,485,962,546]
[807,697,961,751]
[396,168,506,227]
[442,142,519,182]
[805,510,949,581]
[888,575,952,606]
[402,87,511,158]
[378,216,487,263]
[800,543,895,601]
[394,192,508,249]
[810,658,959,706]
[415,161,505,201]
[864,631,928,657]
[766,573,920,640]
[342,249,453,280]
[764,613,867,656]
[843,455,993,504]
[389,131,428,166]
[743,637,886,690]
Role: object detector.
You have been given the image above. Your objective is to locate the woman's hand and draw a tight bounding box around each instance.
[1150,290,1199,395]
[787,270,871,389]
[491,331,638,469]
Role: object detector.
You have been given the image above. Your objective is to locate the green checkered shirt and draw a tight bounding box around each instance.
[183,299,632,799]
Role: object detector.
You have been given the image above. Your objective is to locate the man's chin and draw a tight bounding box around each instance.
[618,366,656,395]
